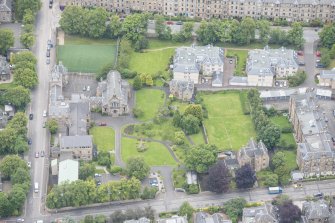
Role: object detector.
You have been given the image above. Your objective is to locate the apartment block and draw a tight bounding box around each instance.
[60,0,335,22]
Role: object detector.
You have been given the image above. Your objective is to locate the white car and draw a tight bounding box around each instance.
[43,110,47,117]
[27,162,31,168]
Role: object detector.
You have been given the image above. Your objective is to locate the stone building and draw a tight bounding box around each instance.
[169,79,194,101]
[173,45,224,84]
[60,0,335,22]
[242,203,278,223]
[302,200,332,223]
[237,139,270,172]
[318,69,335,89]
[59,135,93,161]
[0,0,12,23]
[95,70,130,116]
[246,47,298,87]
[289,92,335,177]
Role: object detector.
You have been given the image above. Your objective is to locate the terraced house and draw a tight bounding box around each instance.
[60,0,335,22]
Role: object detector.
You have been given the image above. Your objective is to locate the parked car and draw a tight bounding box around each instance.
[99,122,107,126]
[94,173,102,177]
[29,113,34,120]
[47,39,53,48]
[316,63,326,68]
[46,58,50,65]
[298,61,305,66]
[43,110,47,117]
[316,51,321,57]
[28,138,32,145]
[46,50,50,57]
[35,152,39,158]
[176,21,183,25]
[166,21,174,25]
[297,51,303,56]
[314,192,324,198]
[27,162,31,168]
[41,151,45,157]
[16,218,25,222]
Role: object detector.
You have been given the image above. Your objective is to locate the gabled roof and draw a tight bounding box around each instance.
[60,135,93,148]
[0,0,12,12]
[303,200,331,221]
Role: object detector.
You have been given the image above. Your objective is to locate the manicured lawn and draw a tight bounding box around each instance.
[135,89,165,121]
[90,127,115,152]
[64,35,117,45]
[189,132,205,145]
[121,137,177,166]
[129,48,174,76]
[57,45,116,73]
[171,101,190,114]
[201,91,256,151]
[0,82,16,90]
[270,116,291,129]
[226,49,248,76]
[281,150,298,171]
[148,39,192,49]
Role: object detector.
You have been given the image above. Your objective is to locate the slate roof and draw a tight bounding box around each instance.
[124,217,151,223]
[69,99,90,136]
[302,200,331,221]
[229,0,335,5]
[173,45,224,73]
[170,79,194,94]
[246,46,298,77]
[60,135,93,148]
[260,89,297,99]
[194,212,232,223]
[242,203,278,223]
[320,69,335,80]
[157,215,188,223]
[239,139,268,159]
[212,71,223,87]
[0,0,12,12]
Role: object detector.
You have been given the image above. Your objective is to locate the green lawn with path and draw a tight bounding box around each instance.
[57,35,117,73]
[189,132,205,145]
[90,127,115,152]
[226,49,248,76]
[135,89,165,121]
[270,115,296,149]
[121,137,177,166]
[201,91,256,151]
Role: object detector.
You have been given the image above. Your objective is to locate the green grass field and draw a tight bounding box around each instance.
[129,48,174,76]
[90,127,115,152]
[201,92,256,150]
[135,89,165,121]
[270,116,291,129]
[226,49,248,76]
[57,35,117,73]
[270,116,296,149]
[189,132,205,145]
[121,137,177,166]
[148,39,192,49]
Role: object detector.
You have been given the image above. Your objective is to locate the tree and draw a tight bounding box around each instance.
[288,71,307,87]
[46,118,58,134]
[0,128,17,155]
[79,163,96,180]
[173,22,194,42]
[278,200,301,223]
[20,32,35,48]
[319,23,335,48]
[84,7,108,38]
[8,185,26,212]
[155,15,171,40]
[330,43,335,59]
[0,155,28,178]
[13,68,38,89]
[11,51,37,65]
[84,215,94,223]
[2,86,30,109]
[22,9,35,25]
[172,110,182,127]
[223,198,246,223]
[13,136,29,154]
[185,144,217,173]
[184,104,203,121]
[180,114,200,135]
[126,157,150,180]
[59,6,85,35]
[269,28,287,45]
[106,15,122,39]
[174,131,185,145]
[272,151,290,184]
[257,20,271,44]
[0,192,11,217]
[234,17,256,45]
[207,160,231,193]
[0,29,14,55]
[321,49,331,67]
[6,112,28,137]
[133,75,142,90]
[258,124,281,149]
[196,20,220,45]
[145,74,153,86]
[235,164,256,189]
[11,167,30,185]
[287,22,305,49]
[16,0,41,20]
[264,173,279,187]
[122,13,148,42]
[94,215,107,223]
[178,202,194,220]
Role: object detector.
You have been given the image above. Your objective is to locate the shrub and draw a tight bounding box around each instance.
[186,184,199,194]
[136,140,148,152]
[141,186,158,200]
[110,165,123,174]
[133,108,144,118]
[281,127,293,133]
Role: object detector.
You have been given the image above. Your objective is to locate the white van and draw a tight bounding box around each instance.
[34,182,39,193]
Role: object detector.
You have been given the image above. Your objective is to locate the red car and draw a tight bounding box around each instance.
[316,51,321,57]
[166,21,174,25]
[99,122,107,126]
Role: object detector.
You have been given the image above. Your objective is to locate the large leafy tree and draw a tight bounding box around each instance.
[46,118,59,134]
[207,160,231,193]
[0,155,28,178]
[11,167,30,185]
[106,15,122,39]
[11,51,37,65]
[2,86,30,109]
[84,7,108,38]
[8,185,26,212]
[15,0,41,20]
[20,32,35,49]
[178,202,194,220]
[258,124,281,149]
[319,23,335,48]
[278,200,301,223]
[223,198,246,223]
[155,15,172,40]
[234,17,256,45]
[0,29,14,55]
[13,67,38,89]
[6,112,28,137]
[184,104,203,121]
[185,144,218,173]
[0,192,12,217]
[180,114,200,135]
[287,22,305,49]
[59,6,86,35]
[235,164,256,189]
[0,128,17,154]
[196,21,220,45]
[122,13,148,42]
[126,157,150,180]
[257,20,271,44]
[272,151,290,184]
[79,163,96,180]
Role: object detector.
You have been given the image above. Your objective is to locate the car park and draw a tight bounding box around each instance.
[29,113,33,120]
